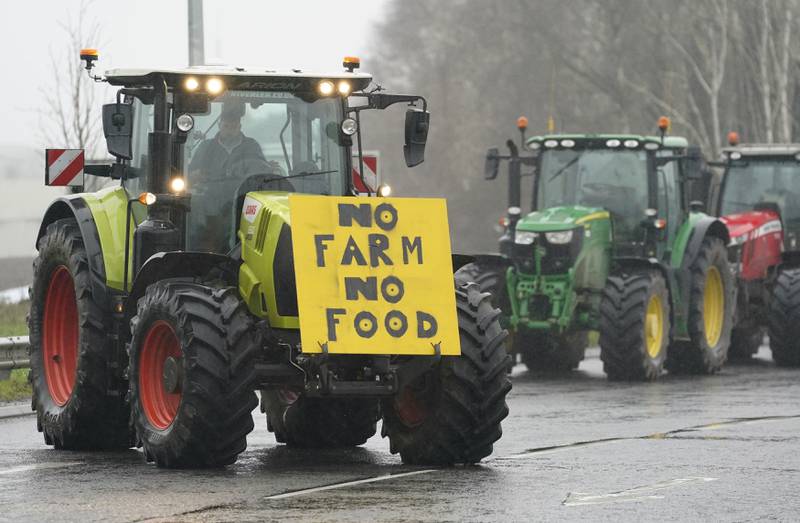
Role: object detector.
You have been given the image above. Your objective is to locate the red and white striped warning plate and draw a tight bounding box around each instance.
[45,149,85,187]
[352,151,380,193]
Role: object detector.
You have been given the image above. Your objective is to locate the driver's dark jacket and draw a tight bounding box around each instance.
[188,133,265,179]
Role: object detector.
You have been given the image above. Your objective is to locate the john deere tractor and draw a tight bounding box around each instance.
[703,136,800,365]
[456,118,734,380]
[28,51,511,468]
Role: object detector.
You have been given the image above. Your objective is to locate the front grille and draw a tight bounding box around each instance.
[512,228,583,275]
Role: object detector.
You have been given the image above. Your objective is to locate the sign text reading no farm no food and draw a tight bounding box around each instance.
[290,195,460,356]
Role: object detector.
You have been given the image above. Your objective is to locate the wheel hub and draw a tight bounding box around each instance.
[139,321,182,430]
[645,294,664,359]
[703,266,724,348]
[162,356,183,394]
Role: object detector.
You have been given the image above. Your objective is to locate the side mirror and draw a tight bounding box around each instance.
[485,147,500,180]
[102,103,133,160]
[684,145,705,180]
[403,109,429,167]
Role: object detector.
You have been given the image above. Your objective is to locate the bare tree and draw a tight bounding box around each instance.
[39,1,105,158]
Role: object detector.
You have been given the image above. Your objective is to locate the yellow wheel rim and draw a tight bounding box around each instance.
[703,266,724,347]
[645,294,664,359]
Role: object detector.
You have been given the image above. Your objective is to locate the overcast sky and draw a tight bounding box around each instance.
[0,0,388,148]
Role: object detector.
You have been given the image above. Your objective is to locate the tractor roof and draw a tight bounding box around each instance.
[526,133,689,149]
[721,143,800,158]
[104,66,373,91]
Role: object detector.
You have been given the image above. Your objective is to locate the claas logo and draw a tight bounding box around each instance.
[290,195,460,356]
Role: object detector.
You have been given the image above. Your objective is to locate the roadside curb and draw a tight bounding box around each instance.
[0,401,32,420]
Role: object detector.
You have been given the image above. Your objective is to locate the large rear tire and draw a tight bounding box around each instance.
[262,392,379,448]
[453,262,509,311]
[667,236,733,374]
[381,282,511,465]
[599,271,670,381]
[129,282,258,468]
[28,218,131,449]
[768,268,800,366]
[516,331,587,372]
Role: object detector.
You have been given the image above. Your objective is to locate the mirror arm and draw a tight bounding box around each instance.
[348,93,427,113]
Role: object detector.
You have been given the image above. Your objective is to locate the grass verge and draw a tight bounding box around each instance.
[0,300,31,402]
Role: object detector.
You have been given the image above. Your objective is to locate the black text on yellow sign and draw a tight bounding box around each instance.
[290,195,460,356]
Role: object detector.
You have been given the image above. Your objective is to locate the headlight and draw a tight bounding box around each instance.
[515,231,537,245]
[337,81,351,96]
[545,230,573,244]
[318,80,335,96]
[206,78,224,95]
[176,113,194,132]
[341,118,357,135]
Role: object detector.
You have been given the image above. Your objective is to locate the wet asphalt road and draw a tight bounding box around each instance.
[1,346,799,522]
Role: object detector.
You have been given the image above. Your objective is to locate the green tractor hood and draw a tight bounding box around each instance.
[516,205,608,232]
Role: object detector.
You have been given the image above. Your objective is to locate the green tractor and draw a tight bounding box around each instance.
[29,51,511,468]
[456,118,734,380]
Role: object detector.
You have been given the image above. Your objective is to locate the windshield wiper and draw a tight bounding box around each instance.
[548,155,580,182]
[260,170,338,183]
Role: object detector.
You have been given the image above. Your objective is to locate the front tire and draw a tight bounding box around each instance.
[667,236,733,374]
[768,268,800,366]
[129,282,258,468]
[381,282,511,465]
[599,271,670,381]
[28,218,131,449]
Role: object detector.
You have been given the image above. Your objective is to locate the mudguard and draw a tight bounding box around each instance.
[37,197,110,311]
[680,216,730,269]
[125,251,238,319]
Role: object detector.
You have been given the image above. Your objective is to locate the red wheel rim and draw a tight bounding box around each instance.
[42,266,79,407]
[394,386,429,427]
[139,321,182,430]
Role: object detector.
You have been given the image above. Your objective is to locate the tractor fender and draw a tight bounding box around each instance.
[451,253,511,273]
[125,251,239,320]
[679,216,730,270]
[36,197,110,311]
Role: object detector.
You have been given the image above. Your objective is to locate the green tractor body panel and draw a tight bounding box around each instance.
[670,211,707,268]
[237,191,299,329]
[509,206,612,331]
[56,186,144,291]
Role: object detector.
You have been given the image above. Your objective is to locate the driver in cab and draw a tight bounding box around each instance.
[189,102,268,180]
[186,102,282,253]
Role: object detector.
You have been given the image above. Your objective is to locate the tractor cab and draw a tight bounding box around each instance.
[524,134,696,258]
[712,141,800,254]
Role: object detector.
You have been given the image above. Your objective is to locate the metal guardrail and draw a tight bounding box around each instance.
[0,336,30,379]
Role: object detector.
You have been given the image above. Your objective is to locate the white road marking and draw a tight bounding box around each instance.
[265,469,436,500]
[0,462,80,475]
[262,414,797,501]
[563,477,718,506]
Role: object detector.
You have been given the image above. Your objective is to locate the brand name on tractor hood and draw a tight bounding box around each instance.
[234,81,304,90]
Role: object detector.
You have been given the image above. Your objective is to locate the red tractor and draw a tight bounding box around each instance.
[707,135,800,365]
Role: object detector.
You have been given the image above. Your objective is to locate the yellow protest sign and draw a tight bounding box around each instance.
[289,194,460,356]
